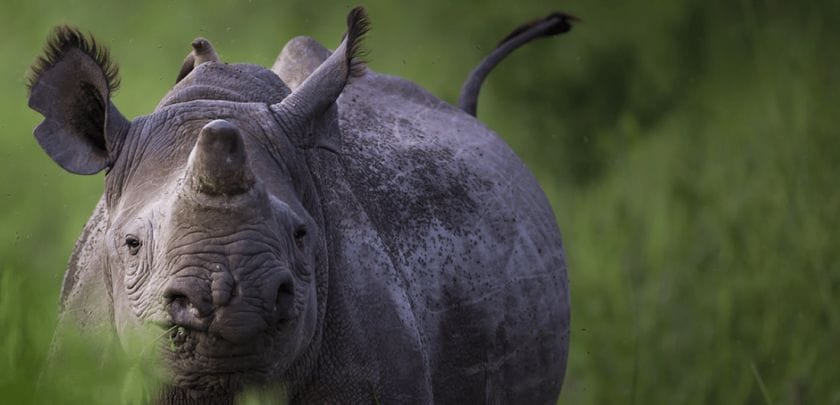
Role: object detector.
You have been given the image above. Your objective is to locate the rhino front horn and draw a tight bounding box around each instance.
[186,120,254,196]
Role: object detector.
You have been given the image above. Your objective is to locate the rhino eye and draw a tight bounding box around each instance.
[293,226,307,250]
[125,235,142,255]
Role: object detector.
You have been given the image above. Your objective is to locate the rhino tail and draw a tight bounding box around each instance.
[458,12,579,117]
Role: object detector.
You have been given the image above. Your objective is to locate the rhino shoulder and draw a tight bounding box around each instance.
[336,70,536,202]
[334,69,560,254]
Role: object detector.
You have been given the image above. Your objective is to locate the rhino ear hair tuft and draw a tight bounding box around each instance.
[27,25,120,95]
[345,6,371,78]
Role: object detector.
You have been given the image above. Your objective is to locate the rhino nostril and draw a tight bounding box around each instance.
[164,288,211,331]
[275,280,295,320]
[169,294,201,318]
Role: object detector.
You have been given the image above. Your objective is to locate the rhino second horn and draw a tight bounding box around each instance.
[186,120,254,196]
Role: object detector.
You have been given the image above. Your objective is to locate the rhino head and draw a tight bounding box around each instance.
[28,7,370,398]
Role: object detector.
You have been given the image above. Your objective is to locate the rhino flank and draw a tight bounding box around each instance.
[28,7,574,404]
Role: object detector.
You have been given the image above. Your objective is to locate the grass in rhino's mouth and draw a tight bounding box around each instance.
[169,326,190,350]
[161,325,204,357]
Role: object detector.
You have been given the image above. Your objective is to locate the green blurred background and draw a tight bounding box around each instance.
[1,0,838,403]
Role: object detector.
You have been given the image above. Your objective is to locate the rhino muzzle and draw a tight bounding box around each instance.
[163,267,295,344]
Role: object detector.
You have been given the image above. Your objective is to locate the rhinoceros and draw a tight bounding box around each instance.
[28,7,573,404]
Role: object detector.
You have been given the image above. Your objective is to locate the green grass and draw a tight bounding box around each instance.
[1,0,839,403]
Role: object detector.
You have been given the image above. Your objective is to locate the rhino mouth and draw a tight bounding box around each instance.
[153,315,299,402]
[162,324,277,368]
[155,323,280,395]
[158,366,268,405]
[149,327,273,404]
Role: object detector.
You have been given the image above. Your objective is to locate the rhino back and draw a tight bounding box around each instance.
[304,71,569,402]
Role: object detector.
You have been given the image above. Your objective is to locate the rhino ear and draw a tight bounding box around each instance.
[27,26,129,175]
[270,7,369,152]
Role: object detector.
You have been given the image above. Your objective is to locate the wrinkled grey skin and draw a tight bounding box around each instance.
[33,10,569,404]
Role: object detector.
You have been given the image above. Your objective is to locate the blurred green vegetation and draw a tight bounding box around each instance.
[1,0,838,403]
